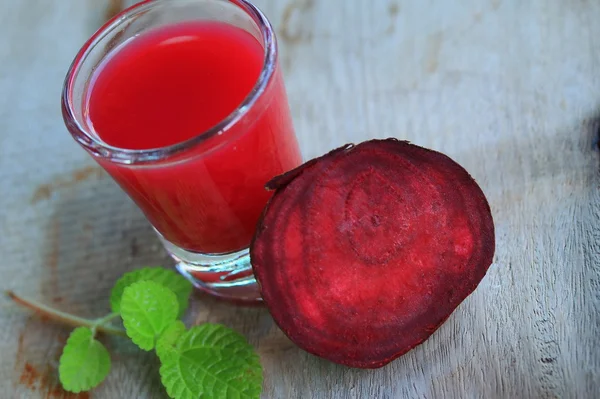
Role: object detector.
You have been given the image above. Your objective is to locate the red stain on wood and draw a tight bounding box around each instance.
[45,383,91,399]
[18,363,90,398]
[13,317,36,387]
[31,166,105,204]
[12,299,87,396]
[19,363,39,388]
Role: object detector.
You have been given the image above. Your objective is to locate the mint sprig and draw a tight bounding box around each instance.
[6,266,263,398]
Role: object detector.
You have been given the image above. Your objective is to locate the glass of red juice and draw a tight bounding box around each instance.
[62,0,302,302]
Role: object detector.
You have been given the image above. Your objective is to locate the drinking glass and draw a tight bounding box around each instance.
[62,0,302,301]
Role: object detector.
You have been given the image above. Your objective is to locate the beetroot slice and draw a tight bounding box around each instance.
[251,138,495,369]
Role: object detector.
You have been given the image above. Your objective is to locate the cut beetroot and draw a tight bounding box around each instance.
[251,138,495,369]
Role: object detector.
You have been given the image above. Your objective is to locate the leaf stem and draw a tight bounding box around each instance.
[6,290,126,337]
[90,312,121,336]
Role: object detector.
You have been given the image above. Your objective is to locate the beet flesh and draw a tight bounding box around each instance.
[251,139,495,368]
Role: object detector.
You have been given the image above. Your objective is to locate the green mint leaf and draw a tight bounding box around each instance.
[110,267,192,317]
[156,320,186,362]
[159,324,263,399]
[120,281,179,351]
[59,327,111,393]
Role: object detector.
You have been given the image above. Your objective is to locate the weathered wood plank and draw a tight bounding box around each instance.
[0,0,598,398]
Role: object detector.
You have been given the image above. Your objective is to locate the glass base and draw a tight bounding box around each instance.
[158,233,261,302]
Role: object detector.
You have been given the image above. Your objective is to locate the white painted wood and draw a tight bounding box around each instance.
[0,0,598,398]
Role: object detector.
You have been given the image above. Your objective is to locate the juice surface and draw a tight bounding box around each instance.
[88,21,263,149]
[87,21,302,253]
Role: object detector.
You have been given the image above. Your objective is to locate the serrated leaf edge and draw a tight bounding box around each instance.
[159,324,262,399]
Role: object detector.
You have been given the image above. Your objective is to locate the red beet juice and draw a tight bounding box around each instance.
[86,21,302,254]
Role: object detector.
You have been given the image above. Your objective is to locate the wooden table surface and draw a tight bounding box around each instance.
[1,0,599,398]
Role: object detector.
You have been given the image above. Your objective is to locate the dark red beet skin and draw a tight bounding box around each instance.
[251,139,495,368]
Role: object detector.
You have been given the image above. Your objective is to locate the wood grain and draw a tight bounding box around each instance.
[0,0,598,398]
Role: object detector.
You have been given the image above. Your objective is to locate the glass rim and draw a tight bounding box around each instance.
[61,0,277,165]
